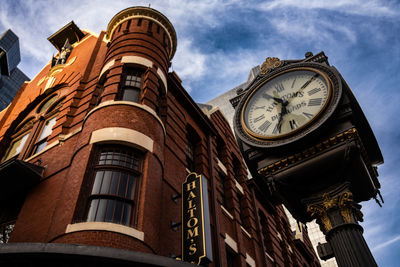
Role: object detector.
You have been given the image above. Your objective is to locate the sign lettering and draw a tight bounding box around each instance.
[182,172,213,265]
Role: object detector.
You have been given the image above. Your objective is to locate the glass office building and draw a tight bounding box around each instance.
[0,29,29,110]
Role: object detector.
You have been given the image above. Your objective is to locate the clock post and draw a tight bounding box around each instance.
[231,52,383,267]
[303,183,377,266]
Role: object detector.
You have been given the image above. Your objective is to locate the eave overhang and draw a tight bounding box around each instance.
[0,158,44,201]
[48,21,85,51]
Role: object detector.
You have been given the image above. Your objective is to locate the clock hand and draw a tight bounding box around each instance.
[262,93,283,103]
[277,100,289,133]
[300,73,319,90]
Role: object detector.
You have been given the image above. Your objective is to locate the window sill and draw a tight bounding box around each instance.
[241,225,251,238]
[221,205,234,220]
[234,179,244,194]
[65,222,144,241]
[217,158,227,175]
[25,140,59,162]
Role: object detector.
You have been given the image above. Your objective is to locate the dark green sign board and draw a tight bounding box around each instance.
[182,172,213,265]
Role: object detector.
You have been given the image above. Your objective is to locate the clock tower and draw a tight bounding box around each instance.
[231,52,383,267]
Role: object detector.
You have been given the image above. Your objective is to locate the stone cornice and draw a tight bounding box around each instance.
[258,128,363,176]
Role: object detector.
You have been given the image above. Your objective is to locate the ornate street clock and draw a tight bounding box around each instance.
[232,52,383,219]
[237,64,341,147]
[232,52,384,266]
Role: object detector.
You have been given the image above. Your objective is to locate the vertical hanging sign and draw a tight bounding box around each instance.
[182,172,213,265]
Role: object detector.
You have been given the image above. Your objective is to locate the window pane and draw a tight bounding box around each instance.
[34,139,48,154]
[125,73,141,87]
[87,199,99,222]
[3,132,30,161]
[114,201,123,224]
[37,116,57,141]
[91,171,104,194]
[109,171,120,195]
[95,199,107,221]
[125,154,132,168]
[119,152,126,167]
[121,203,132,226]
[105,199,115,222]
[118,172,128,197]
[99,152,107,165]
[186,142,194,160]
[132,155,140,170]
[122,88,139,102]
[126,175,136,199]
[100,171,112,194]
[105,151,112,165]
[112,151,120,165]
[38,95,57,113]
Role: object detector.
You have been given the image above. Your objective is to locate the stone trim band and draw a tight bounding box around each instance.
[65,222,144,241]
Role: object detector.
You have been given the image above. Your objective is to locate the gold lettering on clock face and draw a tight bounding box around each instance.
[243,70,330,138]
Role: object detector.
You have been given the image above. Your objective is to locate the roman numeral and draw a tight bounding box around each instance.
[253,114,265,123]
[289,119,298,130]
[274,83,285,93]
[258,120,272,132]
[308,87,321,96]
[291,78,297,88]
[254,106,265,110]
[308,98,322,106]
[272,124,280,134]
[302,112,313,119]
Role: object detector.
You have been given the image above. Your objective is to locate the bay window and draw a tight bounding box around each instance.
[86,145,143,227]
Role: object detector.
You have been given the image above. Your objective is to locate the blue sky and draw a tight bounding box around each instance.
[1,0,399,265]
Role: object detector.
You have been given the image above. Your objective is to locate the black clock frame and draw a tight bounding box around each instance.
[234,62,343,148]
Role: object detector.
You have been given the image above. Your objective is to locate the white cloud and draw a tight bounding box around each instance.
[156,0,240,29]
[172,38,207,81]
[373,234,400,251]
[261,0,399,17]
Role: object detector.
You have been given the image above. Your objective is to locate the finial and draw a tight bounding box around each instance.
[260,57,283,75]
[148,3,151,8]
[305,51,313,58]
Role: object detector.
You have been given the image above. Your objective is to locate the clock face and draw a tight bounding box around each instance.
[242,68,331,140]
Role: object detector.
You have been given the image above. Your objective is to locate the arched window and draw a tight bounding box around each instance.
[37,95,57,113]
[29,95,62,156]
[1,117,34,162]
[1,94,62,161]
[86,145,143,227]
[2,131,30,162]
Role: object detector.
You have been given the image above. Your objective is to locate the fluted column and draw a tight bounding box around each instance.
[303,183,377,267]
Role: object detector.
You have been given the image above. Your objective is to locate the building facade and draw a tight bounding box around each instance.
[0,29,30,110]
[0,7,319,266]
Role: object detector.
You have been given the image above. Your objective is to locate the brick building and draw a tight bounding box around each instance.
[0,6,320,266]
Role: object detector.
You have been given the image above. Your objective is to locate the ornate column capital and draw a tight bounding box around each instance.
[303,183,363,234]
